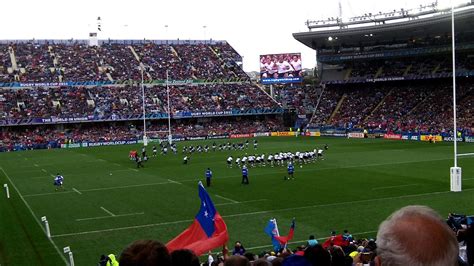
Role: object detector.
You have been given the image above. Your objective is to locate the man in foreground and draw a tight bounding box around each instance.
[375,205,459,266]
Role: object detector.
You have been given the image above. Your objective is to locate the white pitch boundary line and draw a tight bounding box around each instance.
[76,212,144,222]
[23,181,175,197]
[100,206,116,216]
[372,184,419,190]
[72,188,82,195]
[458,153,474,157]
[41,169,48,174]
[0,167,69,265]
[167,179,182,185]
[215,194,239,204]
[130,168,139,172]
[52,188,474,238]
[214,199,268,206]
[34,164,39,167]
[245,230,378,251]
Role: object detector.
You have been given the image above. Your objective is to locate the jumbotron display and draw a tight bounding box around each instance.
[259,53,303,84]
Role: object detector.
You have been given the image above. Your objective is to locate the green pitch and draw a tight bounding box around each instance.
[1,137,473,265]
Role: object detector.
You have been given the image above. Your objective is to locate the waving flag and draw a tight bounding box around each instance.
[275,218,295,245]
[166,182,229,255]
[322,234,349,249]
[264,219,281,252]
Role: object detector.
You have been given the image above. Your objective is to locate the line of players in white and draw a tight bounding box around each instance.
[226,146,326,168]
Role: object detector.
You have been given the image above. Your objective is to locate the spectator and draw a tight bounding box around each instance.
[233,241,246,256]
[170,249,200,266]
[375,205,459,266]
[224,255,250,266]
[119,239,171,266]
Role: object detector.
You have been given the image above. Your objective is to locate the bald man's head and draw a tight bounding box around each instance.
[376,205,458,266]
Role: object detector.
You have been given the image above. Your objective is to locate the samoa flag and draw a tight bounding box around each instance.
[166,182,229,255]
[264,219,281,251]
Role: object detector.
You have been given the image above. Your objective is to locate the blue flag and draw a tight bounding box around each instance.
[264,219,281,252]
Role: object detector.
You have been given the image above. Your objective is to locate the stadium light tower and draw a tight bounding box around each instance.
[166,70,172,144]
[450,1,461,192]
[140,65,148,146]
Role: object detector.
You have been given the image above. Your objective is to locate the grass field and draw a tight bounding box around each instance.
[1,136,474,265]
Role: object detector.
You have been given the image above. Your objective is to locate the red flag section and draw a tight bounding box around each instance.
[166,183,229,255]
[274,219,295,245]
[322,234,349,249]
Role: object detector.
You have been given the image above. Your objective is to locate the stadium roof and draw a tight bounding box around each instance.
[293,5,474,50]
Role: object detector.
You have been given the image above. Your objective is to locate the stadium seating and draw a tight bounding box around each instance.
[0,41,249,82]
[0,117,283,151]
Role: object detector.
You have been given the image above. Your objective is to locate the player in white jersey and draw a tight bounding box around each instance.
[227,156,233,168]
[289,55,302,77]
[235,157,241,168]
[276,56,294,78]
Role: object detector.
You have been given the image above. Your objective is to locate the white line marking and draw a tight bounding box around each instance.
[130,168,139,172]
[41,169,48,173]
[98,159,106,162]
[372,184,418,190]
[464,178,474,181]
[215,194,239,203]
[114,163,121,166]
[23,181,173,197]
[215,199,267,206]
[34,164,39,167]
[52,188,474,238]
[0,167,68,264]
[245,230,378,251]
[72,188,82,195]
[458,153,474,157]
[167,179,182,185]
[100,206,116,216]
[76,212,144,222]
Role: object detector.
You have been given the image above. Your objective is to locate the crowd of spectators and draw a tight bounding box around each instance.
[343,55,474,81]
[0,84,278,121]
[0,116,284,151]
[307,81,473,134]
[98,205,472,266]
[0,41,249,82]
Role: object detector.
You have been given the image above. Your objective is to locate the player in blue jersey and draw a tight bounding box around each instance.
[205,168,213,187]
[241,166,249,185]
[287,162,295,180]
[54,173,64,191]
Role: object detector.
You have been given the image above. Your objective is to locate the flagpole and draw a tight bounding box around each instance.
[273,218,280,237]
[449,0,462,192]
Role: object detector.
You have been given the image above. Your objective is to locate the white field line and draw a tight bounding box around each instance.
[464,178,474,181]
[51,187,474,238]
[76,212,144,222]
[34,164,39,167]
[458,153,474,157]
[214,199,268,206]
[23,181,175,197]
[130,168,139,172]
[167,179,182,185]
[72,188,82,195]
[0,167,68,265]
[372,184,419,190]
[245,230,378,251]
[215,194,239,203]
[100,206,116,216]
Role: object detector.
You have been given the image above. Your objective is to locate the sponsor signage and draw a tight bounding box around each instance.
[384,134,402,140]
[443,136,464,142]
[348,132,364,139]
[230,134,253,139]
[464,136,474,143]
[271,131,296,137]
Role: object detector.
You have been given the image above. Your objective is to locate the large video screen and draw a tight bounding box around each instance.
[260,53,303,84]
